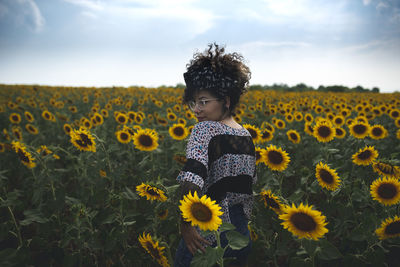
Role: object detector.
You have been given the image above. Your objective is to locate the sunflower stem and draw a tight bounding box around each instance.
[0,197,23,248]
[214,230,224,267]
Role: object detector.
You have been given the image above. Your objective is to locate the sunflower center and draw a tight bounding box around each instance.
[12,115,19,121]
[319,169,334,184]
[291,212,317,232]
[377,183,397,199]
[318,126,331,137]
[173,127,184,136]
[247,128,258,139]
[78,133,93,146]
[147,188,160,196]
[17,149,30,163]
[139,135,153,147]
[265,196,280,209]
[190,203,212,222]
[118,116,126,123]
[353,124,367,134]
[335,118,343,124]
[357,150,372,160]
[120,132,129,140]
[289,133,298,140]
[385,221,400,235]
[262,131,271,139]
[268,151,283,165]
[372,127,383,136]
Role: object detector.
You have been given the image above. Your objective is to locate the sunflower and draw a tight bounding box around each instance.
[369,125,388,140]
[260,189,283,214]
[261,121,275,134]
[349,121,370,139]
[99,169,107,177]
[168,123,189,140]
[115,112,128,124]
[63,123,73,135]
[173,154,187,165]
[262,145,290,171]
[136,183,167,202]
[167,112,177,121]
[260,129,274,143]
[69,127,96,152]
[179,191,223,231]
[157,117,168,126]
[92,112,104,126]
[36,145,57,158]
[12,126,23,140]
[138,233,170,267]
[352,146,379,166]
[335,127,346,139]
[315,162,341,191]
[389,109,400,120]
[332,115,345,127]
[286,130,301,144]
[255,147,265,165]
[9,113,21,124]
[243,124,261,143]
[279,203,328,240]
[133,128,159,151]
[101,109,109,118]
[25,124,39,135]
[274,119,286,129]
[372,161,400,179]
[248,224,258,241]
[304,123,314,136]
[313,120,335,143]
[24,111,34,122]
[375,216,400,240]
[294,111,303,121]
[0,143,5,153]
[157,209,168,220]
[115,129,131,144]
[11,141,36,168]
[42,110,56,122]
[304,113,313,123]
[370,177,400,206]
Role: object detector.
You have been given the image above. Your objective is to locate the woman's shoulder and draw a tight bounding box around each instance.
[191,121,223,138]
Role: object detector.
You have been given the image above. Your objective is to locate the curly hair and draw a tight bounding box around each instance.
[183,43,251,115]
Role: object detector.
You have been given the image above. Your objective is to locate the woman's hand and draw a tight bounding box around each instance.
[180,222,211,255]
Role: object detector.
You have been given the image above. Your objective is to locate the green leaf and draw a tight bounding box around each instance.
[122,221,136,226]
[20,209,49,226]
[226,230,249,250]
[121,187,138,200]
[302,239,318,257]
[316,239,343,260]
[219,222,236,232]
[191,246,225,267]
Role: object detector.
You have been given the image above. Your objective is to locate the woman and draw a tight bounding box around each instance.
[174,43,257,267]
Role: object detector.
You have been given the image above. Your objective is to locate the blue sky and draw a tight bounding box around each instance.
[0,0,399,92]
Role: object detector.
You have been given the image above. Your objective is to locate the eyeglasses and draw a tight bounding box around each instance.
[188,98,219,111]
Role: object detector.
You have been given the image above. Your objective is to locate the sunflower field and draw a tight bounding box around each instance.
[0,84,400,266]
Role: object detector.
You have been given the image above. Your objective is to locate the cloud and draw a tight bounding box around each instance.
[62,0,217,38]
[0,0,45,32]
[363,0,372,5]
[63,0,104,11]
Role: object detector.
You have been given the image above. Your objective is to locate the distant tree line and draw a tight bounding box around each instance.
[173,82,380,93]
[247,83,380,93]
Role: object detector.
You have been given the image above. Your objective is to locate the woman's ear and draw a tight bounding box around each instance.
[224,96,230,109]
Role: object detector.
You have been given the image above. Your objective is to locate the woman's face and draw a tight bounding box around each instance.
[192,90,227,122]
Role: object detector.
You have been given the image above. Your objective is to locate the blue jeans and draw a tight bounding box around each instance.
[174,204,251,267]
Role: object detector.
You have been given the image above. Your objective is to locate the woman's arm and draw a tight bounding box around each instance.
[179,181,211,254]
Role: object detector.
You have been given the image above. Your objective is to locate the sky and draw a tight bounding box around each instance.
[0,0,399,92]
